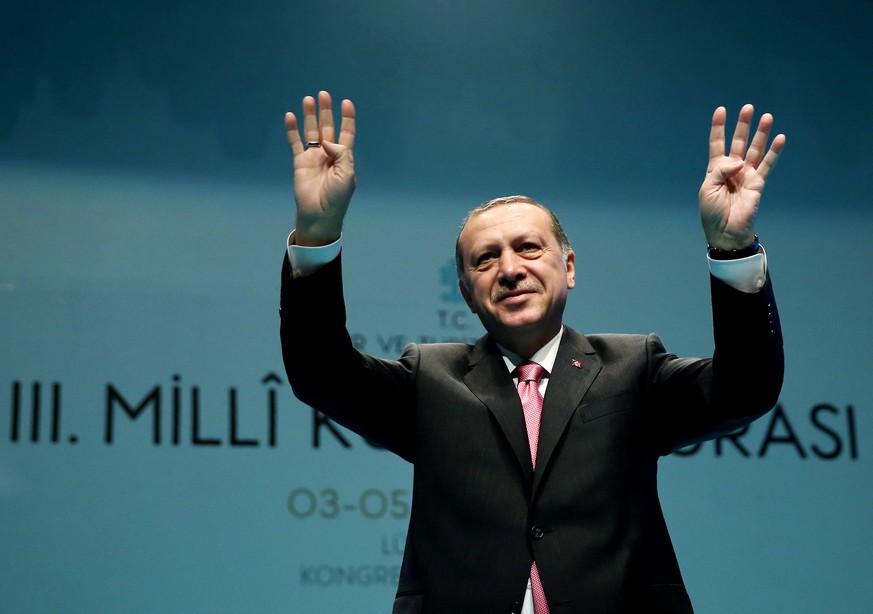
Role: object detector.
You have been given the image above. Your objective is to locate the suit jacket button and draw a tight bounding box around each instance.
[510,602,522,613]
[531,525,545,540]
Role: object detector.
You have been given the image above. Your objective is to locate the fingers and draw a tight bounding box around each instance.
[728,103,754,159]
[319,91,335,143]
[285,91,355,156]
[708,106,727,162]
[338,98,356,149]
[757,133,786,181]
[712,104,784,174]
[285,112,304,157]
[744,112,773,168]
[302,95,319,143]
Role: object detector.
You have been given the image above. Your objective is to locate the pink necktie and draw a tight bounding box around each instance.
[515,361,550,614]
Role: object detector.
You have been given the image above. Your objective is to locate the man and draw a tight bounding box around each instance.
[280,91,784,613]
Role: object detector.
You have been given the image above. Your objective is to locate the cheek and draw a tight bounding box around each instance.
[470,276,493,299]
[474,286,493,308]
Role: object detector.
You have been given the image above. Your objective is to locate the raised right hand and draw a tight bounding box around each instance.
[285,91,356,246]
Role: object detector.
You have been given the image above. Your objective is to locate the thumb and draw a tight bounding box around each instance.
[320,141,356,197]
[321,141,352,165]
[714,158,745,182]
[321,141,355,179]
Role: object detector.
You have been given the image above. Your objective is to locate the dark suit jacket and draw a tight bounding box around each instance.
[280,254,783,614]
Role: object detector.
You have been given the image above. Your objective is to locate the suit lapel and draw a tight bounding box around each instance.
[464,336,534,484]
[532,327,602,496]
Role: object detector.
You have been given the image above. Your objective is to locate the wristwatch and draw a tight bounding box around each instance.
[707,235,760,260]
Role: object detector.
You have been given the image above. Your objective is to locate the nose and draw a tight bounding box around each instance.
[497,250,524,284]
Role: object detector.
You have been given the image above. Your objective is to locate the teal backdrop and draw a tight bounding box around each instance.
[2,1,871,612]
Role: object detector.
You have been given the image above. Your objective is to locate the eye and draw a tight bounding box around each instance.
[474,252,496,268]
[518,242,542,257]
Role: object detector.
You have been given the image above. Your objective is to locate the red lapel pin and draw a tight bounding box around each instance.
[571,358,583,369]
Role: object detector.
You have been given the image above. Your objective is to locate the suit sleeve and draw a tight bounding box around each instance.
[279,253,418,462]
[647,273,784,454]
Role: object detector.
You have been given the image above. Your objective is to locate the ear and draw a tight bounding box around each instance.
[565,250,576,289]
[458,280,477,313]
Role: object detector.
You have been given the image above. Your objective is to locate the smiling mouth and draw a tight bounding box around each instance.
[494,285,539,302]
[499,290,531,301]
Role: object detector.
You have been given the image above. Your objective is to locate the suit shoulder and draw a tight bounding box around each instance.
[414,341,476,361]
[406,342,478,380]
[579,332,665,360]
[582,332,653,348]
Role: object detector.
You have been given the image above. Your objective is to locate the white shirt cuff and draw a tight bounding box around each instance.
[707,248,767,293]
[286,231,342,279]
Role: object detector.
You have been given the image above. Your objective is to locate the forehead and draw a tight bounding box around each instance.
[459,203,552,250]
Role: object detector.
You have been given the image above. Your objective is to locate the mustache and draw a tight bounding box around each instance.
[492,280,542,302]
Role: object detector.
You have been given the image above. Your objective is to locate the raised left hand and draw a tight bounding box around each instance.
[699,104,786,250]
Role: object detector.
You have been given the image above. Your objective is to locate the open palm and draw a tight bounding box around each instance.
[699,104,785,250]
[285,91,356,246]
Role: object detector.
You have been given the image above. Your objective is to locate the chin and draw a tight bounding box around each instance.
[496,313,546,332]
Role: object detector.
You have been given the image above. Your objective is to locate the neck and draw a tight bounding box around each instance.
[493,325,562,360]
